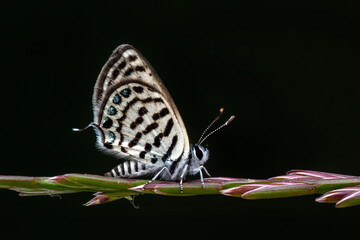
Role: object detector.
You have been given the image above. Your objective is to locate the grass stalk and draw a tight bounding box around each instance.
[1,170,359,208]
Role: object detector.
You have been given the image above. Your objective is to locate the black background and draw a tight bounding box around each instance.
[1,1,359,239]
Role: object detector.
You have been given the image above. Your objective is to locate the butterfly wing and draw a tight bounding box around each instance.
[92,44,190,165]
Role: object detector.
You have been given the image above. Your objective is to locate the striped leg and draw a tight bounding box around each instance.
[179,164,189,193]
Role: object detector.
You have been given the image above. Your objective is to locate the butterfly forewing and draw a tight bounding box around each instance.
[92,45,190,166]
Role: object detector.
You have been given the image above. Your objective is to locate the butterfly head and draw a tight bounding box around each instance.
[190,144,210,166]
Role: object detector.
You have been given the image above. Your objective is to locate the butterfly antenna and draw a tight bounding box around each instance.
[198,108,224,144]
[72,122,98,132]
[198,115,235,145]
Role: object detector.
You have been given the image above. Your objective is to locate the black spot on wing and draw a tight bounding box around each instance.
[138,107,148,116]
[128,132,142,148]
[128,139,138,148]
[142,97,164,103]
[118,60,126,70]
[111,69,120,79]
[139,151,146,159]
[136,116,144,124]
[128,55,137,62]
[102,117,113,129]
[133,86,144,93]
[153,133,163,147]
[107,106,117,115]
[103,142,113,149]
[108,131,116,143]
[160,108,170,117]
[124,68,134,77]
[152,107,169,120]
[143,122,159,135]
[116,122,124,145]
[115,123,122,133]
[135,66,145,72]
[113,94,121,104]
[153,98,163,102]
[135,132,142,139]
[120,88,131,98]
[142,97,152,103]
[164,118,174,137]
[162,135,178,162]
[152,113,160,121]
[145,143,152,152]
[121,147,127,153]
[130,116,144,129]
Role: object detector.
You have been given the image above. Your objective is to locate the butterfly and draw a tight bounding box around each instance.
[74,44,234,192]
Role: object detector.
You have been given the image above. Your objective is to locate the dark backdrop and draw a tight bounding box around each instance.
[1,1,359,238]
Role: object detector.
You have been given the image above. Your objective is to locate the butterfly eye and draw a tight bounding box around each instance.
[194,145,203,160]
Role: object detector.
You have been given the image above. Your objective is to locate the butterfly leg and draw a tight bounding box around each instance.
[143,166,170,189]
[201,166,211,177]
[199,168,205,189]
[198,166,211,189]
[179,164,189,193]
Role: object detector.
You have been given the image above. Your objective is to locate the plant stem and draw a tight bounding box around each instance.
[1,170,359,207]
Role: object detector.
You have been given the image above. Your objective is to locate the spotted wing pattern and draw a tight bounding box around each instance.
[92,45,190,170]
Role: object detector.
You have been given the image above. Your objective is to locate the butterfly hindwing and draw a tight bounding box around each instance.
[75,44,217,188]
[92,45,190,166]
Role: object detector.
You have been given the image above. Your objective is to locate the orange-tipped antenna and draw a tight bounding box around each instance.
[72,122,97,132]
[198,108,235,145]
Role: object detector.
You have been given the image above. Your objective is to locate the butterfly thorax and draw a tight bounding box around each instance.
[165,144,209,181]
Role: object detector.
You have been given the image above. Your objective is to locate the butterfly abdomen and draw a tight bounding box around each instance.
[106,160,157,178]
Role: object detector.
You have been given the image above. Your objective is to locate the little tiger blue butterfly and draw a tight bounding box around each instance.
[74,44,234,192]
